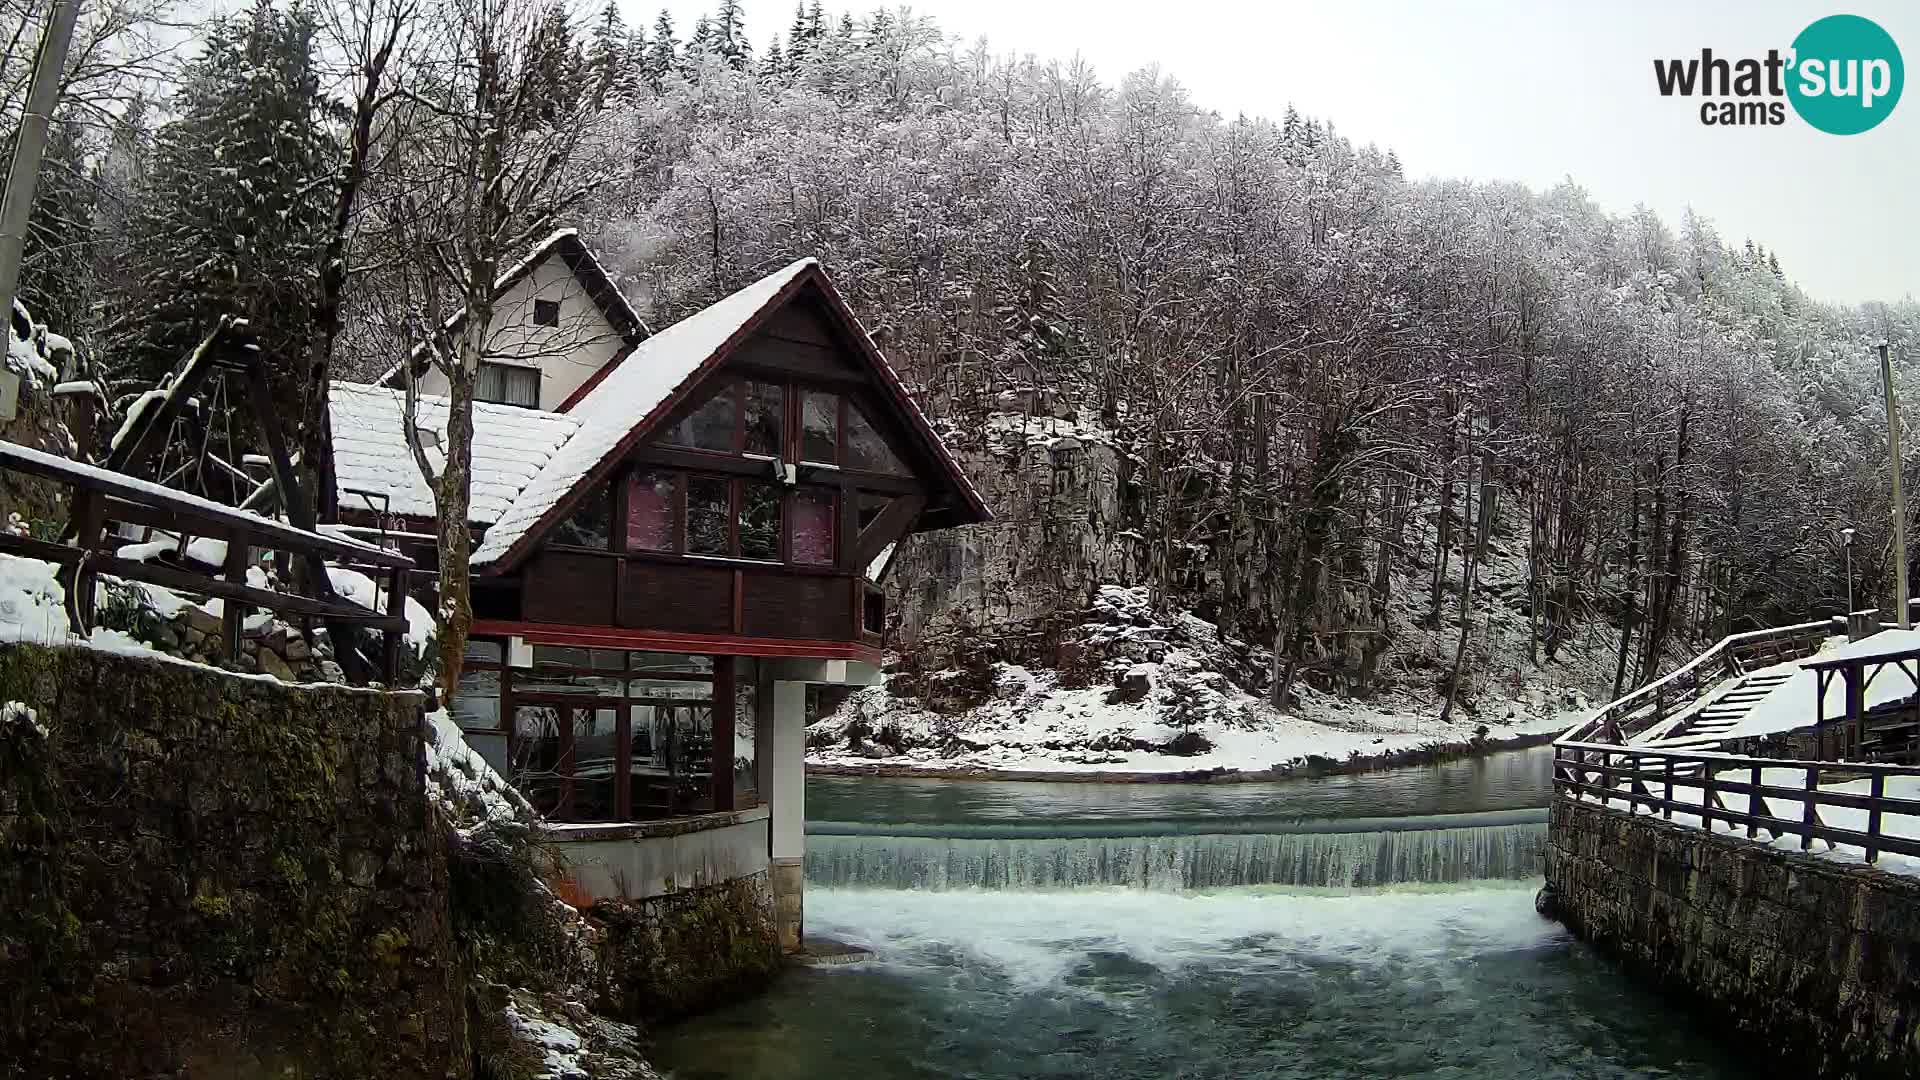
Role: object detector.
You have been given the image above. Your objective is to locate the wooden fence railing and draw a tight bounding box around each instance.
[0,440,414,683]
[1553,739,1920,864]
[1559,620,1840,745]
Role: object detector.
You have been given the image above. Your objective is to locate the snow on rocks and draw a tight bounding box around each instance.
[423,706,537,839]
[810,584,1581,775]
[0,699,45,738]
[499,988,658,1080]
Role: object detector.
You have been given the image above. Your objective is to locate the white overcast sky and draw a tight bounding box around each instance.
[638,0,1920,308]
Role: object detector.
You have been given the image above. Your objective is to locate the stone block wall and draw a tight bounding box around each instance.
[592,873,783,1024]
[0,642,466,1079]
[1546,799,1920,1078]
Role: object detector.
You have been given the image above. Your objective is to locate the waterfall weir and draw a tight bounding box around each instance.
[805,808,1547,890]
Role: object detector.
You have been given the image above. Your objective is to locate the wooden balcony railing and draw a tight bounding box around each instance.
[1553,739,1920,865]
[0,440,414,683]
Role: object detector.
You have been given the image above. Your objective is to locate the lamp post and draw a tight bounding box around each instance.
[1843,527,1857,614]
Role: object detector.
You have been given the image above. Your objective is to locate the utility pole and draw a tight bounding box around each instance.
[0,0,82,326]
[1882,342,1910,629]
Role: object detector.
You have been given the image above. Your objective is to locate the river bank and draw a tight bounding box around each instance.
[806,728,1566,784]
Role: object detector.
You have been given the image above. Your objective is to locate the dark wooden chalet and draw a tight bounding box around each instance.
[328,255,987,842]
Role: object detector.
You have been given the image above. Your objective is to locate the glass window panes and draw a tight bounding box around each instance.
[510,704,568,817]
[629,652,713,674]
[665,383,737,451]
[477,361,539,408]
[517,672,623,696]
[453,668,501,731]
[628,678,713,700]
[801,391,838,463]
[554,483,612,548]
[570,707,619,822]
[792,489,835,565]
[687,476,731,555]
[626,469,678,552]
[533,645,592,669]
[743,382,784,457]
[739,481,782,560]
[846,404,909,475]
[464,639,503,664]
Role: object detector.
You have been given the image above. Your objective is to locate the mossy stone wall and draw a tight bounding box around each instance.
[593,872,783,1025]
[0,642,467,1079]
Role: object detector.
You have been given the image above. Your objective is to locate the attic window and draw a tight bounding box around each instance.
[533,299,561,327]
[476,362,539,408]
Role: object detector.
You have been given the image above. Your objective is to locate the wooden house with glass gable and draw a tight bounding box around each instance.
[328,237,988,948]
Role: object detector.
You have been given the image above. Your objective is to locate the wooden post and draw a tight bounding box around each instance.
[221,537,248,663]
[1664,757,1674,820]
[64,487,104,632]
[1747,764,1762,838]
[381,565,409,683]
[1702,765,1715,834]
[1802,765,1820,849]
[1866,772,1886,864]
[711,655,736,811]
[1881,341,1909,629]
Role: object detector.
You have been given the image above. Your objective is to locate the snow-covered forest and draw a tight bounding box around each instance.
[8,0,1919,749]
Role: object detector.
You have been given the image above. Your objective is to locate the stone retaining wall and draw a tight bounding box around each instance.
[0,642,464,1079]
[1545,798,1920,1078]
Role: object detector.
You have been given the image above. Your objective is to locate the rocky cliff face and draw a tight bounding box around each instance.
[836,403,1628,771]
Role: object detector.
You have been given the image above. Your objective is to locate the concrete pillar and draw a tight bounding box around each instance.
[769,679,806,952]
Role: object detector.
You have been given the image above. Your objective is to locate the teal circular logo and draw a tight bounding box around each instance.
[1788,14,1903,134]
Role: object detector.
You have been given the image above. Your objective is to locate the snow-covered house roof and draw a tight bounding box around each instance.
[329,383,581,523]
[375,228,650,390]
[468,257,992,570]
[469,259,819,566]
[335,243,991,571]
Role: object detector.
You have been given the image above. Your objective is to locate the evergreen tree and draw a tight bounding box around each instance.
[711,0,751,69]
[787,2,811,66]
[646,10,679,84]
[586,0,629,105]
[518,1,582,127]
[763,37,786,78]
[15,122,97,337]
[112,0,342,423]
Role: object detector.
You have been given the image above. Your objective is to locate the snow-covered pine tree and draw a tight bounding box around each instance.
[787,2,811,66]
[647,11,679,84]
[15,121,97,339]
[110,0,341,452]
[518,1,583,127]
[586,0,629,106]
[710,0,751,70]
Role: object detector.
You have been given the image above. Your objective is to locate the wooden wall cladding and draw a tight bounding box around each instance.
[620,561,734,634]
[523,551,616,625]
[741,570,853,640]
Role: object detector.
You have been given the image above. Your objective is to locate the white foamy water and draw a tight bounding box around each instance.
[808,883,1567,990]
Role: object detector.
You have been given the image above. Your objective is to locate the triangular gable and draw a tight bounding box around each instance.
[375,229,650,388]
[470,259,991,572]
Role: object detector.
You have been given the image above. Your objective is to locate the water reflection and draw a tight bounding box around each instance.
[807,745,1554,826]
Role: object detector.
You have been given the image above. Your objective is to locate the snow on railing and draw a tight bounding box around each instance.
[1554,739,1920,866]
[1558,619,1840,745]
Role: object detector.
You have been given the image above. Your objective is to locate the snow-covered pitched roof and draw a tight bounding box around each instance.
[470,259,819,566]
[329,382,581,524]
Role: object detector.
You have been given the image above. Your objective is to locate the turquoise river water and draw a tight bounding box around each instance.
[651,747,1743,1079]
